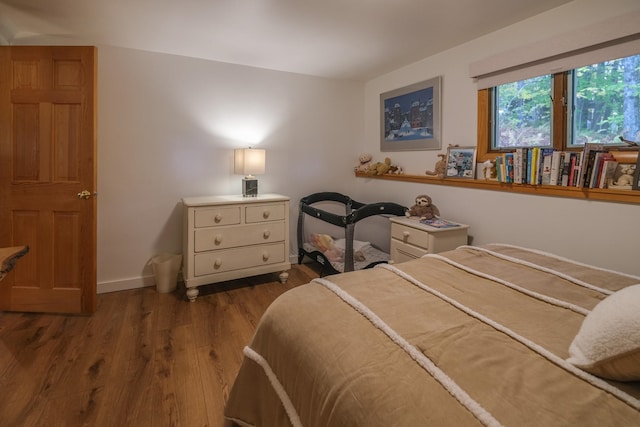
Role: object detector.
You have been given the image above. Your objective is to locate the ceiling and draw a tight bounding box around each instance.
[0,0,572,81]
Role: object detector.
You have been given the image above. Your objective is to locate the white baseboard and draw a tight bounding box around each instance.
[98,275,155,294]
[98,254,300,294]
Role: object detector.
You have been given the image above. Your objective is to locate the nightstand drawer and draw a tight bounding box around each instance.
[390,240,427,263]
[194,222,285,252]
[391,222,431,250]
[194,243,286,276]
[389,216,469,264]
[194,207,241,228]
[245,203,286,223]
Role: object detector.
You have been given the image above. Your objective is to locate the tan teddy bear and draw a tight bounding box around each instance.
[425,154,446,179]
[365,157,392,175]
[354,153,372,173]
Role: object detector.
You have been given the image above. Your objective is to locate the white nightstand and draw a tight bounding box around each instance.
[182,194,291,302]
[389,216,469,263]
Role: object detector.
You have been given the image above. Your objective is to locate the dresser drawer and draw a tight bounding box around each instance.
[245,203,285,223]
[391,222,430,250]
[194,222,285,252]
[194,206,241,228]
[194,243,286,276]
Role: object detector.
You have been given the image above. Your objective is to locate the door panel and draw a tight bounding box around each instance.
[0,46,97,314]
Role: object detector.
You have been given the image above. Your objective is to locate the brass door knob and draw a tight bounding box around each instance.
[77,190,92,199]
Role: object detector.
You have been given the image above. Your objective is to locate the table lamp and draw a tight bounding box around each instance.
[234,148,265,197]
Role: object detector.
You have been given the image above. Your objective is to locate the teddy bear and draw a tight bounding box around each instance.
[365,157,392,175]
[309,233,344,262]
[425,154,446,179]
[309,233,366,262]
[354,153,372,173]
[405,194,440,220]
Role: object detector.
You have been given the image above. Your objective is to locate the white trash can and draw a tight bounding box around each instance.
[150,253,182,293]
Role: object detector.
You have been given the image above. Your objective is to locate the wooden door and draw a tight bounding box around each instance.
[0,46,97,314]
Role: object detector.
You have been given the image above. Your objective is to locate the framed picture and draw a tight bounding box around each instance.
[445,146,476,179]
[380,76,441,152]
[633,155,640,190]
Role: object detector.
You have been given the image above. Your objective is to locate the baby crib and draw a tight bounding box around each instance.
[297,192,407,275]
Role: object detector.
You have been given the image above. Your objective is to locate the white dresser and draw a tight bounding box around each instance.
[389,216,469,263]
[182,194,290,301]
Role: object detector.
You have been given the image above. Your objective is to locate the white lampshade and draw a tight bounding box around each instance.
[234,148,266,177]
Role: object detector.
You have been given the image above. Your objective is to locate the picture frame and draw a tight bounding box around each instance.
[380,76,441,152]
[610,161,637,190]
[633,154,640,190]
[445,146,476,179]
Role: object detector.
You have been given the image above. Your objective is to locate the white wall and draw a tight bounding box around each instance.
[358,0,640,275]
[97,0,640,292]
[97,47,364,292]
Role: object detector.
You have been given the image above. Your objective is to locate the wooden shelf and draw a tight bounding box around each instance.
[355,172,640,205]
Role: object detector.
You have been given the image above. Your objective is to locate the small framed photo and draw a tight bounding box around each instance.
[633,155,640,190]
[445,146,476,179]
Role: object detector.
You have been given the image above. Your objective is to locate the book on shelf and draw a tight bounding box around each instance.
[568,153,579,187]
[589,152,614,188]
[530,148,540,185]
[549,151,562,185]
[582,149,604,188]
[495,155,503,182]
[514,148,524,184]
[505,152,514,183]
[560,151,572,186]
[490,145,626,190]
[598,159,619,189]
[576,143,605,188]
[539,148,555,185]
[420,218,460,228]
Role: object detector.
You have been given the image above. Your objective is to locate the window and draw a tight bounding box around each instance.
[570,54,640,147]
[493,75,552,149]
[485,53,640,156]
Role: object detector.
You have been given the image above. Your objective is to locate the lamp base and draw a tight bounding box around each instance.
[242,177,258,197]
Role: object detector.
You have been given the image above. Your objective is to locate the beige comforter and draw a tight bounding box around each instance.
[224,244,640,426]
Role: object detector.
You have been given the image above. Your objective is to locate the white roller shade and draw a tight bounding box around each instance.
[470,11,640,89]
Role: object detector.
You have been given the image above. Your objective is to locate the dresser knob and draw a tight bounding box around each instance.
[214,259,222,269]
[214,214,223,223]
[263,230,271,239]
[403,231,410,240]
[263,210,270,219]
[214,235,222,245]
[262,253,270,262]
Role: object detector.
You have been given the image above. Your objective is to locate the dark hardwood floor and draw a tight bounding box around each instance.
[0,263,320,427]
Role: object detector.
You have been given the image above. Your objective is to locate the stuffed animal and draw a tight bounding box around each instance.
[309,233,344,262]
[309,233,366,262]
[482,159,497,180]
[425,154,446,179]
[355,153,372,173]
[387,164,403,174]
[376,157,391,175]
[405,194,440,220]
[364,157,392,175]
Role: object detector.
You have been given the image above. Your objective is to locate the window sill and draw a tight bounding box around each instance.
[355,172,640,205]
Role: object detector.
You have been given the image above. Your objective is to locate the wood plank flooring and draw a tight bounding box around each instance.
[0,263,320,427]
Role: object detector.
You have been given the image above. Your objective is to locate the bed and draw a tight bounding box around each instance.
[224,244,640,426]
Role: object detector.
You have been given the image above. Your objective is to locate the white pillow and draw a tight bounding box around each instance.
[567,284,640,381]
